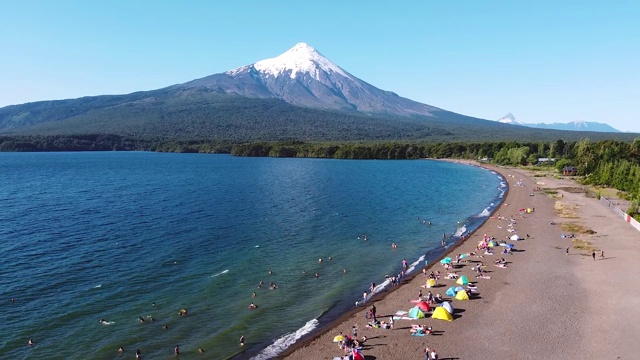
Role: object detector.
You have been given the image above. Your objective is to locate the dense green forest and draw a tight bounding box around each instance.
[2,134,639,217]
[2,89,638,143]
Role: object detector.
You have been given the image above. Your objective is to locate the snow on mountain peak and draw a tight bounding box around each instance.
[498,112,518,124]
[249,43,349,80]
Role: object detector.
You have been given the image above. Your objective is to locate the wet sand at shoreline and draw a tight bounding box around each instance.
[281,163,640,359]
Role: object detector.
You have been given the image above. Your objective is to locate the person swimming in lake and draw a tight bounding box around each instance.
[249,302,257,309]
[178,309,188,316]
[240,335,245,346]
[252,292,257,297]
[315,272,319,278]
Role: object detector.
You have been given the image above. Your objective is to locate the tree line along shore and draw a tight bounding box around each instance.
[2,135,639,219]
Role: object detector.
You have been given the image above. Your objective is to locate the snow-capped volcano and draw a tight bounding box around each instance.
[180,43,440,117]
[498,113,520,124]
[228,42,350,81]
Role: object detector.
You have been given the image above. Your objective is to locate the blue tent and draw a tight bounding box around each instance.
[445,286,457,297]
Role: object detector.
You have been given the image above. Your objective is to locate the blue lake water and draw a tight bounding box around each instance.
[0,152,504,359]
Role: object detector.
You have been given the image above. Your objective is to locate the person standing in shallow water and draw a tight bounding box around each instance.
[240,335,245,346]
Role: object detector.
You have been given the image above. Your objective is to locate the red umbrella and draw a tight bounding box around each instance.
[352,351,365,360]
[416,301,431,312]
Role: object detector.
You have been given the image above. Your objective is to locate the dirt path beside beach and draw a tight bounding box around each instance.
[282,164,640,360]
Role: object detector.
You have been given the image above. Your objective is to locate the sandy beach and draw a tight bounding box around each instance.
[281,163,640,359]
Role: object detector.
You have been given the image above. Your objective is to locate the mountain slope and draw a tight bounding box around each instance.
[0,43,634,142]
[178,43,440,117]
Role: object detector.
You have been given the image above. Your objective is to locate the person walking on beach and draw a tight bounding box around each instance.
[371,304,377,321]
[601,249,605,258]
[592,251,596,260]
[566,247,569,255]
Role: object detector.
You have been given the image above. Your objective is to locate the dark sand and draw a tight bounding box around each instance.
[281,163,640,359]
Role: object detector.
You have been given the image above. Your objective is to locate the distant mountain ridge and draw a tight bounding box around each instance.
[496,113,620,133]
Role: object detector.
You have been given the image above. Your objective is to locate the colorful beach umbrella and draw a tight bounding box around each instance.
[409,306,426,319]
[333,335,345,342]
[416,301,431,312]
[431,306,454,321]
[455,289,470,301]
[445,286,457,297]
[440,257,453,264]
[440,301,454,314]
[426,278,436,288]
[456,275,469,285]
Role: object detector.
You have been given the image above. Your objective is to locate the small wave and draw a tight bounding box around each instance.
[93,284,102,289]
[251,318,319,360]
[255,245,260,248]
[406,255,425,274]
[212,269,229,277]
[478,208,491,217]
[454,226,467,237]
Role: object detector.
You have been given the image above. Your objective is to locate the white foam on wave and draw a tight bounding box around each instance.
[93,284,102,288]
[407,255,425,274]
[212,269,229,277]
[478,208,491,217]
[454,226,467,237]
[251,318,319,360]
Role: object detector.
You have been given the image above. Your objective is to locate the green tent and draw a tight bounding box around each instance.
[455,289,470,301]
[408,306,426,319]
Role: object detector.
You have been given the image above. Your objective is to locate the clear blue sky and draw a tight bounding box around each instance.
[1,0,638,132]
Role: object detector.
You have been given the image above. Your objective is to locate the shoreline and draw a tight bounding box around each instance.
[281,162,640,359]
[275,160,507,358]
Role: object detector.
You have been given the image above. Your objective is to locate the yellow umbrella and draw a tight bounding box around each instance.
[333,335,345,342]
